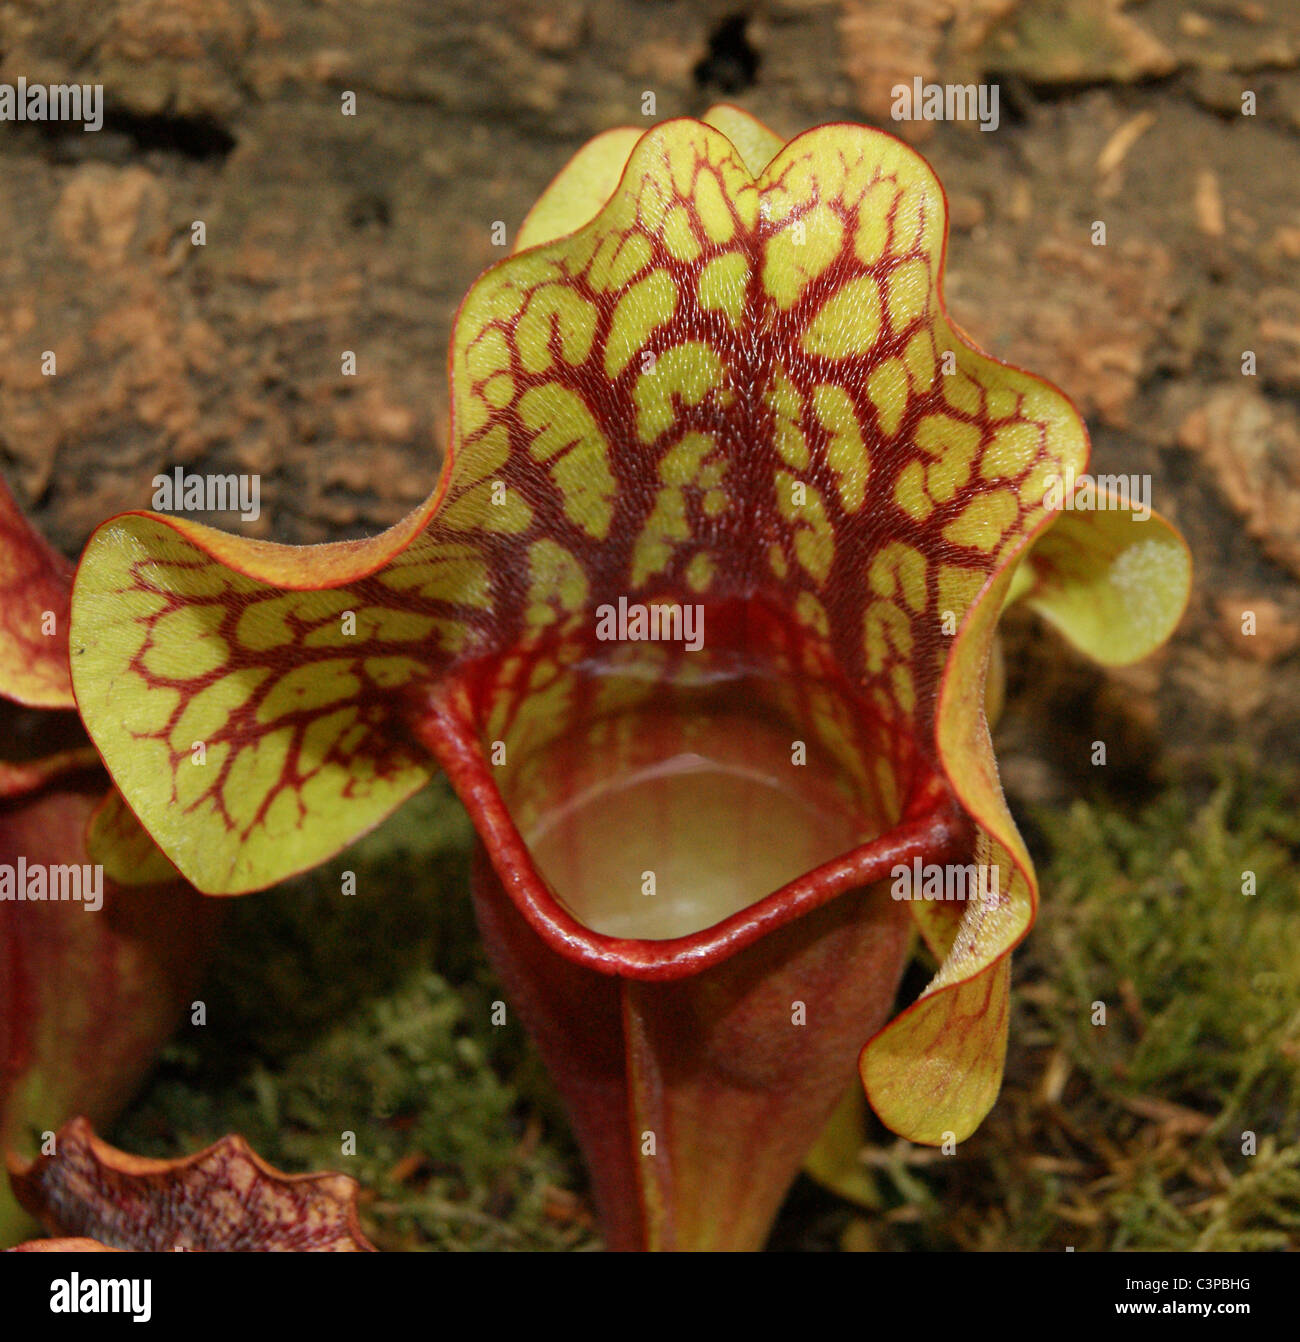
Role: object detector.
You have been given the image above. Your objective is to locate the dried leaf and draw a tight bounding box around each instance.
[9,1118,377,1252]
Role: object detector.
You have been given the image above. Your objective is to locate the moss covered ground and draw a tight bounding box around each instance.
[113,757,1300,1251]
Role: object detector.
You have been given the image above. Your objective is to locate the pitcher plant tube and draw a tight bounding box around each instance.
[66,107,1190,1251]
[0,479,218,1247]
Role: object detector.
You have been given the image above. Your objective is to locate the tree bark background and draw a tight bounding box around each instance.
[2,0,1298,788]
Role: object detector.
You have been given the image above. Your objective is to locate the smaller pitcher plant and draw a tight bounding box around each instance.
[63,107,1189,1250]
[0,481,218,1246]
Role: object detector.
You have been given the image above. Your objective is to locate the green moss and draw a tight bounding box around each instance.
[1016,757,1300,1251]
[1034,762,1300,1136]
[833,756,1300,1251]
[112,777,596,1250]
[1108,1139,1300,1252]
[113,759,1298,1251]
